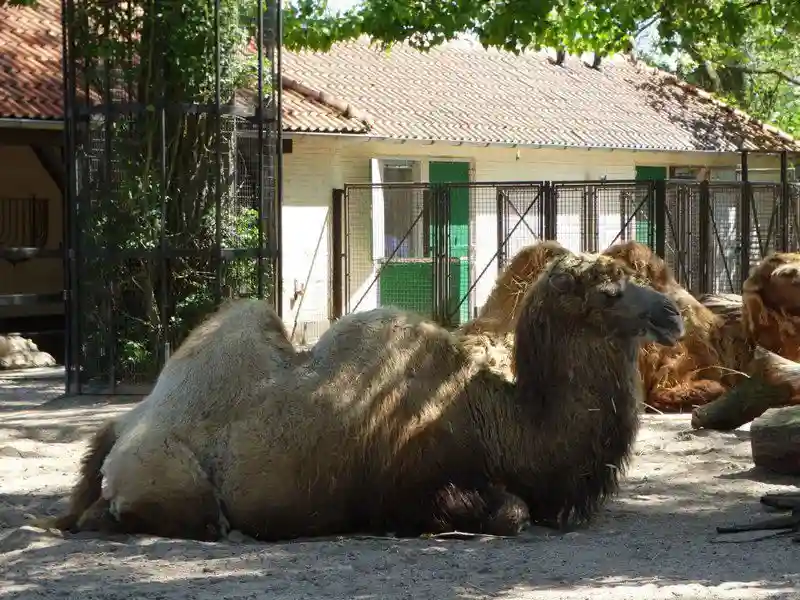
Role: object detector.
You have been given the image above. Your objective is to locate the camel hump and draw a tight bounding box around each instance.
[41,418,118,532]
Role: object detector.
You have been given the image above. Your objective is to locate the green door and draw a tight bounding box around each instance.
[634,166,667,245]
[429,161,470,326]
[635,166,667,181]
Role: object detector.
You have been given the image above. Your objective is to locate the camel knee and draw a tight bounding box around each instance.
[433,483,530,536]
[112,495,229,541]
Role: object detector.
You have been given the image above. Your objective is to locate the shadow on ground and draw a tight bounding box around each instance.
[1,483,799,600]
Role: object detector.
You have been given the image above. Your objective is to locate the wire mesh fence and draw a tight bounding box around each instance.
[63,0,281,393]
[337,178,797,327]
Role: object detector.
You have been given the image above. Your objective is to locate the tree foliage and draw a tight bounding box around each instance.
[51,0,273,383]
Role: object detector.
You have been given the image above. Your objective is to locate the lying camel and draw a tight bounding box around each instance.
[701,252,800,361]
[39,252,684,541]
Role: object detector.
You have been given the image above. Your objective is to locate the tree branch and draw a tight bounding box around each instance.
[727,64,800,87]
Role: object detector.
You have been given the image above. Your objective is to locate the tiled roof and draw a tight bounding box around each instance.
[0,0,367,133]
[281,84,371,133]
[0,0,63,120]
[235,82,371,134]
[283,37,800,152]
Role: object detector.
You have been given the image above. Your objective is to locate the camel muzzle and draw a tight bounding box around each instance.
[645,297,685,346]
[625,283,685,346]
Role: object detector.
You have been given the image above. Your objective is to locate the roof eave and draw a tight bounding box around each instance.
[0,117,64,130]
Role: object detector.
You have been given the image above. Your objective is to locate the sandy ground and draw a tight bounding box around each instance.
[1,373,800,600]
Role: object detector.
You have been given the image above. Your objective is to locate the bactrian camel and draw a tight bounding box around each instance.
[40,252,684,542]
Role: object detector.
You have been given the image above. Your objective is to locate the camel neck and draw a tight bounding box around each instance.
[505,323,641,527]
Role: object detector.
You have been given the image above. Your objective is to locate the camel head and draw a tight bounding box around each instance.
[521,252,685,347]
[742,252,800,360]
[753,252,800,316]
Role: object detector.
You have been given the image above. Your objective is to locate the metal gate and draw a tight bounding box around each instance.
[62,0,282,394]
[549,181,655,253]
[334,178,799,329]
[342,183,454,324]
[663,180,795,296]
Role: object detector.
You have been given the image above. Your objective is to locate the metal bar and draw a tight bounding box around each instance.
[698,180,710,295]
[274,0,285,316]
[343,187,351,313]
[213,0,223,305]
[740,150,751,289]
[780,151,789,251]
[330,188,344,320]
[256,0,265,299]
[496,189,506,271]
[102,2,115,394]
[59,0,76,394]
[159,106,168,368]
[544,183,556,240]
[654,180,666,258]
[443,186,453,325]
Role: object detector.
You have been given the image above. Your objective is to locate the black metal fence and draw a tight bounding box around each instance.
[62,0,282,394]
[333,178,800,327]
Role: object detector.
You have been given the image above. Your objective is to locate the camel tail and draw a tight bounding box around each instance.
[33,419,118,531]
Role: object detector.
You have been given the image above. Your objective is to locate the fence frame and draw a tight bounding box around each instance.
[333,163,800,325]
[61,0,283,395]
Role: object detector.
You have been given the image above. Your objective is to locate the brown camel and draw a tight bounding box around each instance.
[701,252,800,361]
[464,239,749,411]
[38,252,683,542]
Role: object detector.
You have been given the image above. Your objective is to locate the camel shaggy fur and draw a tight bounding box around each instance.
[736,252,800,360]
[456,240,570,379]
[43,252,684,542]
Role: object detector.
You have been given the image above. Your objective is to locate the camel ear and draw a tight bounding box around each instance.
[548,271,574,294]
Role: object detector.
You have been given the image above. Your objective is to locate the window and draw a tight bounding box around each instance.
[379,159,425,258]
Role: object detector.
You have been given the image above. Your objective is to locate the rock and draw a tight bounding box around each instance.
[0,335,56,370]
[750,405,800,475]
[227,529,247,543]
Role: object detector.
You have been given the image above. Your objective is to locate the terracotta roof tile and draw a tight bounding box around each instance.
[283,37,800,152]
[281,86,370,132]
[0,0,63,120]
[0,0,367,133]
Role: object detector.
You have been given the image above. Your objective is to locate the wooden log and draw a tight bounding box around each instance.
[755,347,800,403]
[690,346,800,431]
[690,374,791,431]
[751,406,800,476]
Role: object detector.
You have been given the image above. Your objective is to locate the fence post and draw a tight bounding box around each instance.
[780,151,790,252]
[496,189,507,271]
[544,182,557,240]
[429,184,451,326]
[439,185,453,326]
[740,150,751,289]
[698,180,711,295]
[653,180,666,259]
[330,188,344,321]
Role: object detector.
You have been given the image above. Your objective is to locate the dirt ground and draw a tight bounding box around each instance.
[1,373,800,600]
